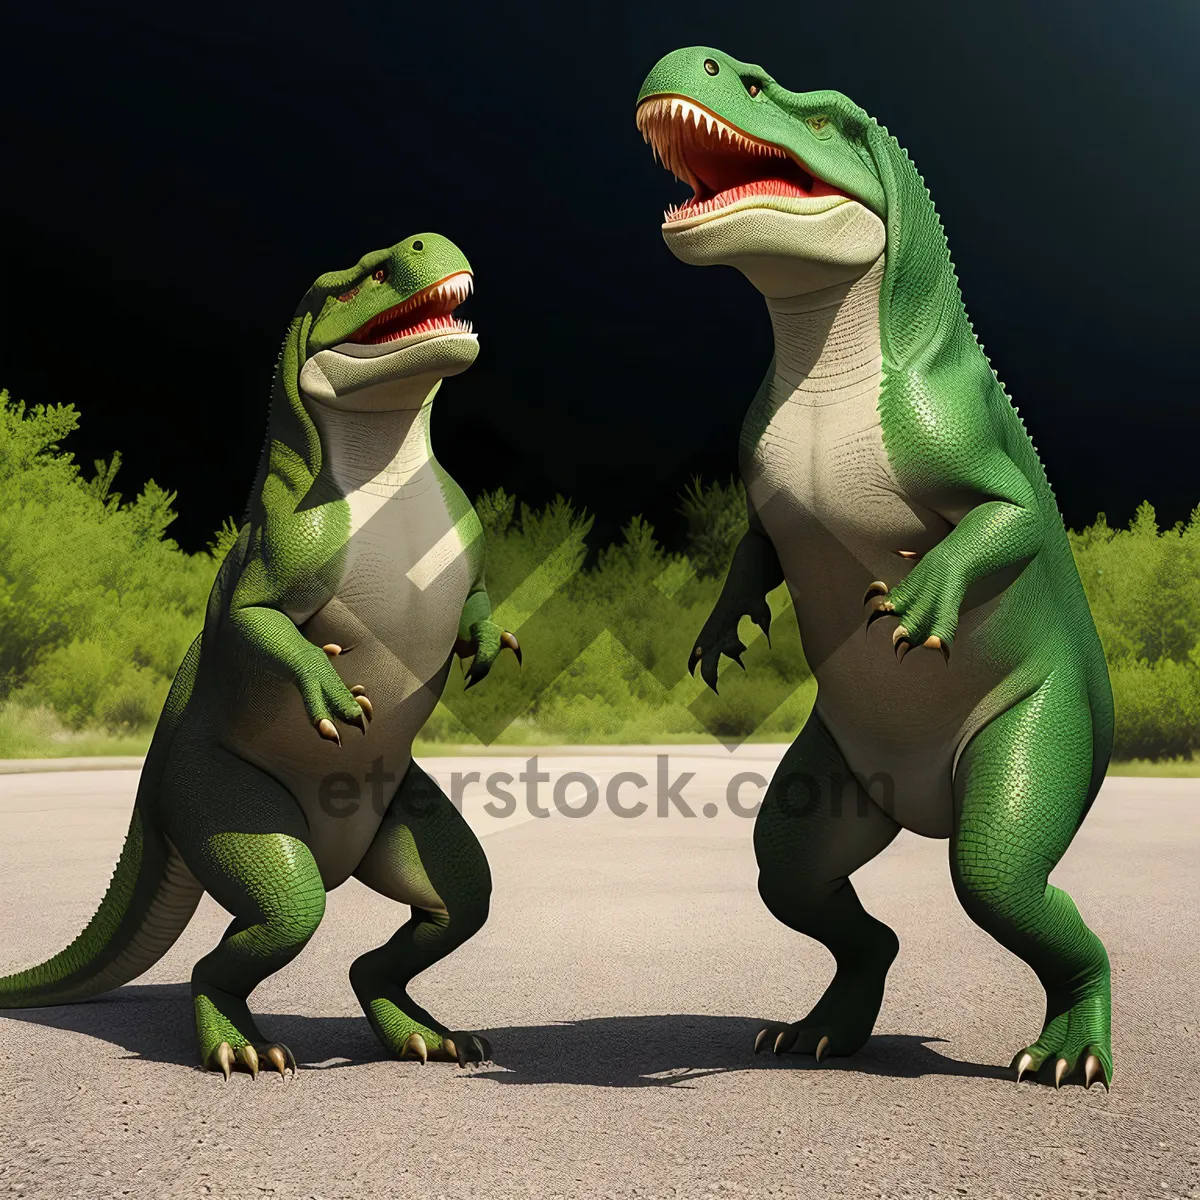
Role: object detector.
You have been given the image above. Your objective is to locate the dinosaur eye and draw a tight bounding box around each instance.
[703,58,719,76]
[412,240,424,251]
[373,268,386,282]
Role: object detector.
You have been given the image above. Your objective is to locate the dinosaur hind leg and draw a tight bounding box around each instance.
[952,669,1112,1089]
[163,745,326,1079]
[350,761,492,1066]
[753,708,902,1061]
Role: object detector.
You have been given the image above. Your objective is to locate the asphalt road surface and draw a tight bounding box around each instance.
[1,750,1197,1200]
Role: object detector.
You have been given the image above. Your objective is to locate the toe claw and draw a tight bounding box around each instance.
[403,1032,428,1065]
[237,1044,259,1080]
[814,1035,830,1064]
[265,1045,288,1078]
[445,1036,464,1067]
[863,580,890,605]
[354,695,373,722]
[470,1035,486,1063]
[350,684,367,697]
[1013,1051,1035,1084]
[500,631,522,666]
[211,1041,235,1082]
[316,717,341,745]
[1054,1057,1070,1089]
[754,1028,772,1055]
[773,1029,795,1055]
[322,643,342,656]
[1083,1052,1108,1091]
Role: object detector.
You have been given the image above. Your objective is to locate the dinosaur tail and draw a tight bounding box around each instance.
[0,803,203,1008]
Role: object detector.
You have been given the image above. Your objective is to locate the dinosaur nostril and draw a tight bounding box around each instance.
[412,240,424,251]
[703,58,719,76]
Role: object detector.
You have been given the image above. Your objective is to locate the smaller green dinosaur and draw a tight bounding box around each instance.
[0,234,518,1078]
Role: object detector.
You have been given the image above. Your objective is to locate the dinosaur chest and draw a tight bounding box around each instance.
[297,456,474,709]
[336,464,471,660]
[743,377,933,563]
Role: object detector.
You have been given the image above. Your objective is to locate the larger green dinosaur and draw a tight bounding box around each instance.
[0,233,518,1077]
[636,48,1115,1089]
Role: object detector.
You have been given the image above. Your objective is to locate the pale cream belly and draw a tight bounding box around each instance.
[747,387,1012,839]
[218,471,474,885]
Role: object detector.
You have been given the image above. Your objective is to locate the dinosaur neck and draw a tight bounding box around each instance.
[306,384,440,495]
[763,254,885,407]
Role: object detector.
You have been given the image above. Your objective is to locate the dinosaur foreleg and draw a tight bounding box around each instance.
[752,709,901,1061]
[951,669,1112,1090]
[350,761,492,1066]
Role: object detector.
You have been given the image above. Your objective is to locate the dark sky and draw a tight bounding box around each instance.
[2,0,1197,553]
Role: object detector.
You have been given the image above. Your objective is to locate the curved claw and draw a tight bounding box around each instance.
[210,1041,235,1082]
[773,1028,796,1055]
[923,635,950,663]
[814,1035,830,1064]
[1054,1057,1070,1089]
[1083,1052,1108,1091]
[403,1032,428,1065]
[753,1028,772,1055]
[1013,1051,1035,1084]
[892,625,912,663]
[263,1044,294,1078]
[863,580,890,605]
[321,643,343,657]
[354,694,373,722]
[500,631,522,666]
[236,1043,259,1080]
[316,718,341,746]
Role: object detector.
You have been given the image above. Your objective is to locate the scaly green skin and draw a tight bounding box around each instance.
[0,234,513,1077]
[640,48,1114,1089]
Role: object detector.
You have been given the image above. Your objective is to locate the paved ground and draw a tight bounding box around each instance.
[0,750,1197,1200]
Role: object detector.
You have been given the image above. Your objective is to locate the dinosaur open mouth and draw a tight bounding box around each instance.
[348,272,474,345]
[635,96,845,224]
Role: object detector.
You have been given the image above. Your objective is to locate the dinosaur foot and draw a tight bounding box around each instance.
[400,1030,493,1067]
[1012,1042,1110,1091]
[205,1041,297,1081]
[753,1023,842,1063]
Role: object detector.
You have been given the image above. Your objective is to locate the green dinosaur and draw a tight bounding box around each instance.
[0,233,518,1077]
[636,48,1115,1089]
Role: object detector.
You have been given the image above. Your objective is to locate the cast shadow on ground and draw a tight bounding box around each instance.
[1,985,1009,1087]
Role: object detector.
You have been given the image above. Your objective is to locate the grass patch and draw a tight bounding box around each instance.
[1106,754,1200,777]
[0,701,152,760]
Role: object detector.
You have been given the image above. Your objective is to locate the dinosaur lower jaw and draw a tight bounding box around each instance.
[663,185,850,231]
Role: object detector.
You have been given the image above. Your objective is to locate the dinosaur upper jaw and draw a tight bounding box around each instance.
[636,95,849,230]
[338,271,475,354]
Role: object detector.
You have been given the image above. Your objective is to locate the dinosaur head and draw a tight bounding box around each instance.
[295,233,478,410]
[636,48,888,297]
